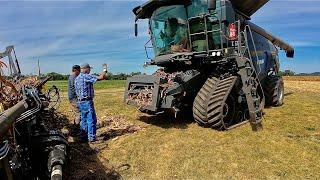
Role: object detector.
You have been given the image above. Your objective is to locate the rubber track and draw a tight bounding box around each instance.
[193,76,237,129]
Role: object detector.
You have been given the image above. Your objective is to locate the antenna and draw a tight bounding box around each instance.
[38,59,41,77]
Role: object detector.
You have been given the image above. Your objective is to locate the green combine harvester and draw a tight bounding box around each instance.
[125,0,294,131]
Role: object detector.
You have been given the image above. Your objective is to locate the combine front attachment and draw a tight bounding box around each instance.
[125,75,163,113]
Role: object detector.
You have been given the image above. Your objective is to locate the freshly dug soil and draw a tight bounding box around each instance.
[45,111,142,180]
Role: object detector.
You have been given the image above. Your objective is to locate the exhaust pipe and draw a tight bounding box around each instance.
[48,144,67,180]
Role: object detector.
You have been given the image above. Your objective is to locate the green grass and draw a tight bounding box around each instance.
[57,80,320,179]
[47,80,126,92]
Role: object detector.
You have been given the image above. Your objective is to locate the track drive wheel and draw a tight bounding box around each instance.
[264,75,284,107]
[193,76,237,130]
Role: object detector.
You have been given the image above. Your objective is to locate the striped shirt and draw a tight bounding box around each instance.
[74,73,98,100]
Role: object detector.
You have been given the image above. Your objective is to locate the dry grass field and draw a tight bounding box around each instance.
[283,76,320,81]
[49,77,320,179]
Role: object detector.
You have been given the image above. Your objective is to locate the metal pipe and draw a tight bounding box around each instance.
[48,144,67,180]
[51,165,62,180]
[230,0,269,17]
[246,21,294,58]
[0,99,28,136]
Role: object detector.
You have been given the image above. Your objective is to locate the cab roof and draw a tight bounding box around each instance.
[133,0,190,20]
[133,0,270,20]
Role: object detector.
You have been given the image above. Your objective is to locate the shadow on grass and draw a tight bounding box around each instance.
[46,112,123,180]
[284,92,294,97]
[138,109,194,129]
[264,92,294,109]
[66,141,122,180]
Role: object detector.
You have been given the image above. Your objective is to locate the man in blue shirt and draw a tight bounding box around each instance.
[75,63,107,143]
[68,65,80,125]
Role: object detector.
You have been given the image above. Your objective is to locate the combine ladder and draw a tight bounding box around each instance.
[234,21,265,131]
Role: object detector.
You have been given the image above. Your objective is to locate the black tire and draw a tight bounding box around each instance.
[264,75,284,107]
[193,76,237,130]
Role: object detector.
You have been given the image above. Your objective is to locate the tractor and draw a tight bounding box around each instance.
[125,0,294,131]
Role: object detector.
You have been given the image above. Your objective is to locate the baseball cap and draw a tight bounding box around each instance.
[72,65,80,71]
[80,63,92,69]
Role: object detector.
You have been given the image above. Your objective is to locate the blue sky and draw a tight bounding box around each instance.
[0,0,319,75]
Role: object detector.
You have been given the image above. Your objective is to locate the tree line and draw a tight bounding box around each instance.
[278,70,320,76]
[45,72,145,81]
[16,70,320,81]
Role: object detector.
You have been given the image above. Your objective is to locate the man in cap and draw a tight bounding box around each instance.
[68,65,81,125]
[75,63,108,143]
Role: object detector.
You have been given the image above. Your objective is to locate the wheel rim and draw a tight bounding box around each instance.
[278,82,284,104]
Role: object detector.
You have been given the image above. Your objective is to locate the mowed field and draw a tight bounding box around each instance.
[48,77,320,179]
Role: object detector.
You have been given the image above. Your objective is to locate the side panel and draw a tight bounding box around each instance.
[248,31,279,80]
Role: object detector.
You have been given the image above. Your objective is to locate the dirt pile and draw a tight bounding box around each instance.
[97,115,142,141]
[127,88,153,108]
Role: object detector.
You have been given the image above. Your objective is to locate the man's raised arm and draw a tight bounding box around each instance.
[96,63,108,81]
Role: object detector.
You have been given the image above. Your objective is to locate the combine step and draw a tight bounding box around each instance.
[193,76,237,130]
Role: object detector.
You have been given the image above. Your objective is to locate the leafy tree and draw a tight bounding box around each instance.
[46,72,68,80]
[44,71,145,81]
[279,70,295,76]
[130,72,142,76]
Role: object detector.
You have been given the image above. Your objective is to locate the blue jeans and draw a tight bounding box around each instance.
[78,100,97,141]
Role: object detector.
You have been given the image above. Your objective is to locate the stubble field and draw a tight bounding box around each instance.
[48,76,320,179]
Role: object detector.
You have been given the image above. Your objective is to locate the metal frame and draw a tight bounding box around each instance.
[125,75,163,112]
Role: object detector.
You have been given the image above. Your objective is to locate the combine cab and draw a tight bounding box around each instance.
[125,0,294,131]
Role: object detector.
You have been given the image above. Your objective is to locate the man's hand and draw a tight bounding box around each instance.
[102,63,108,73]
[96,64,108,81]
